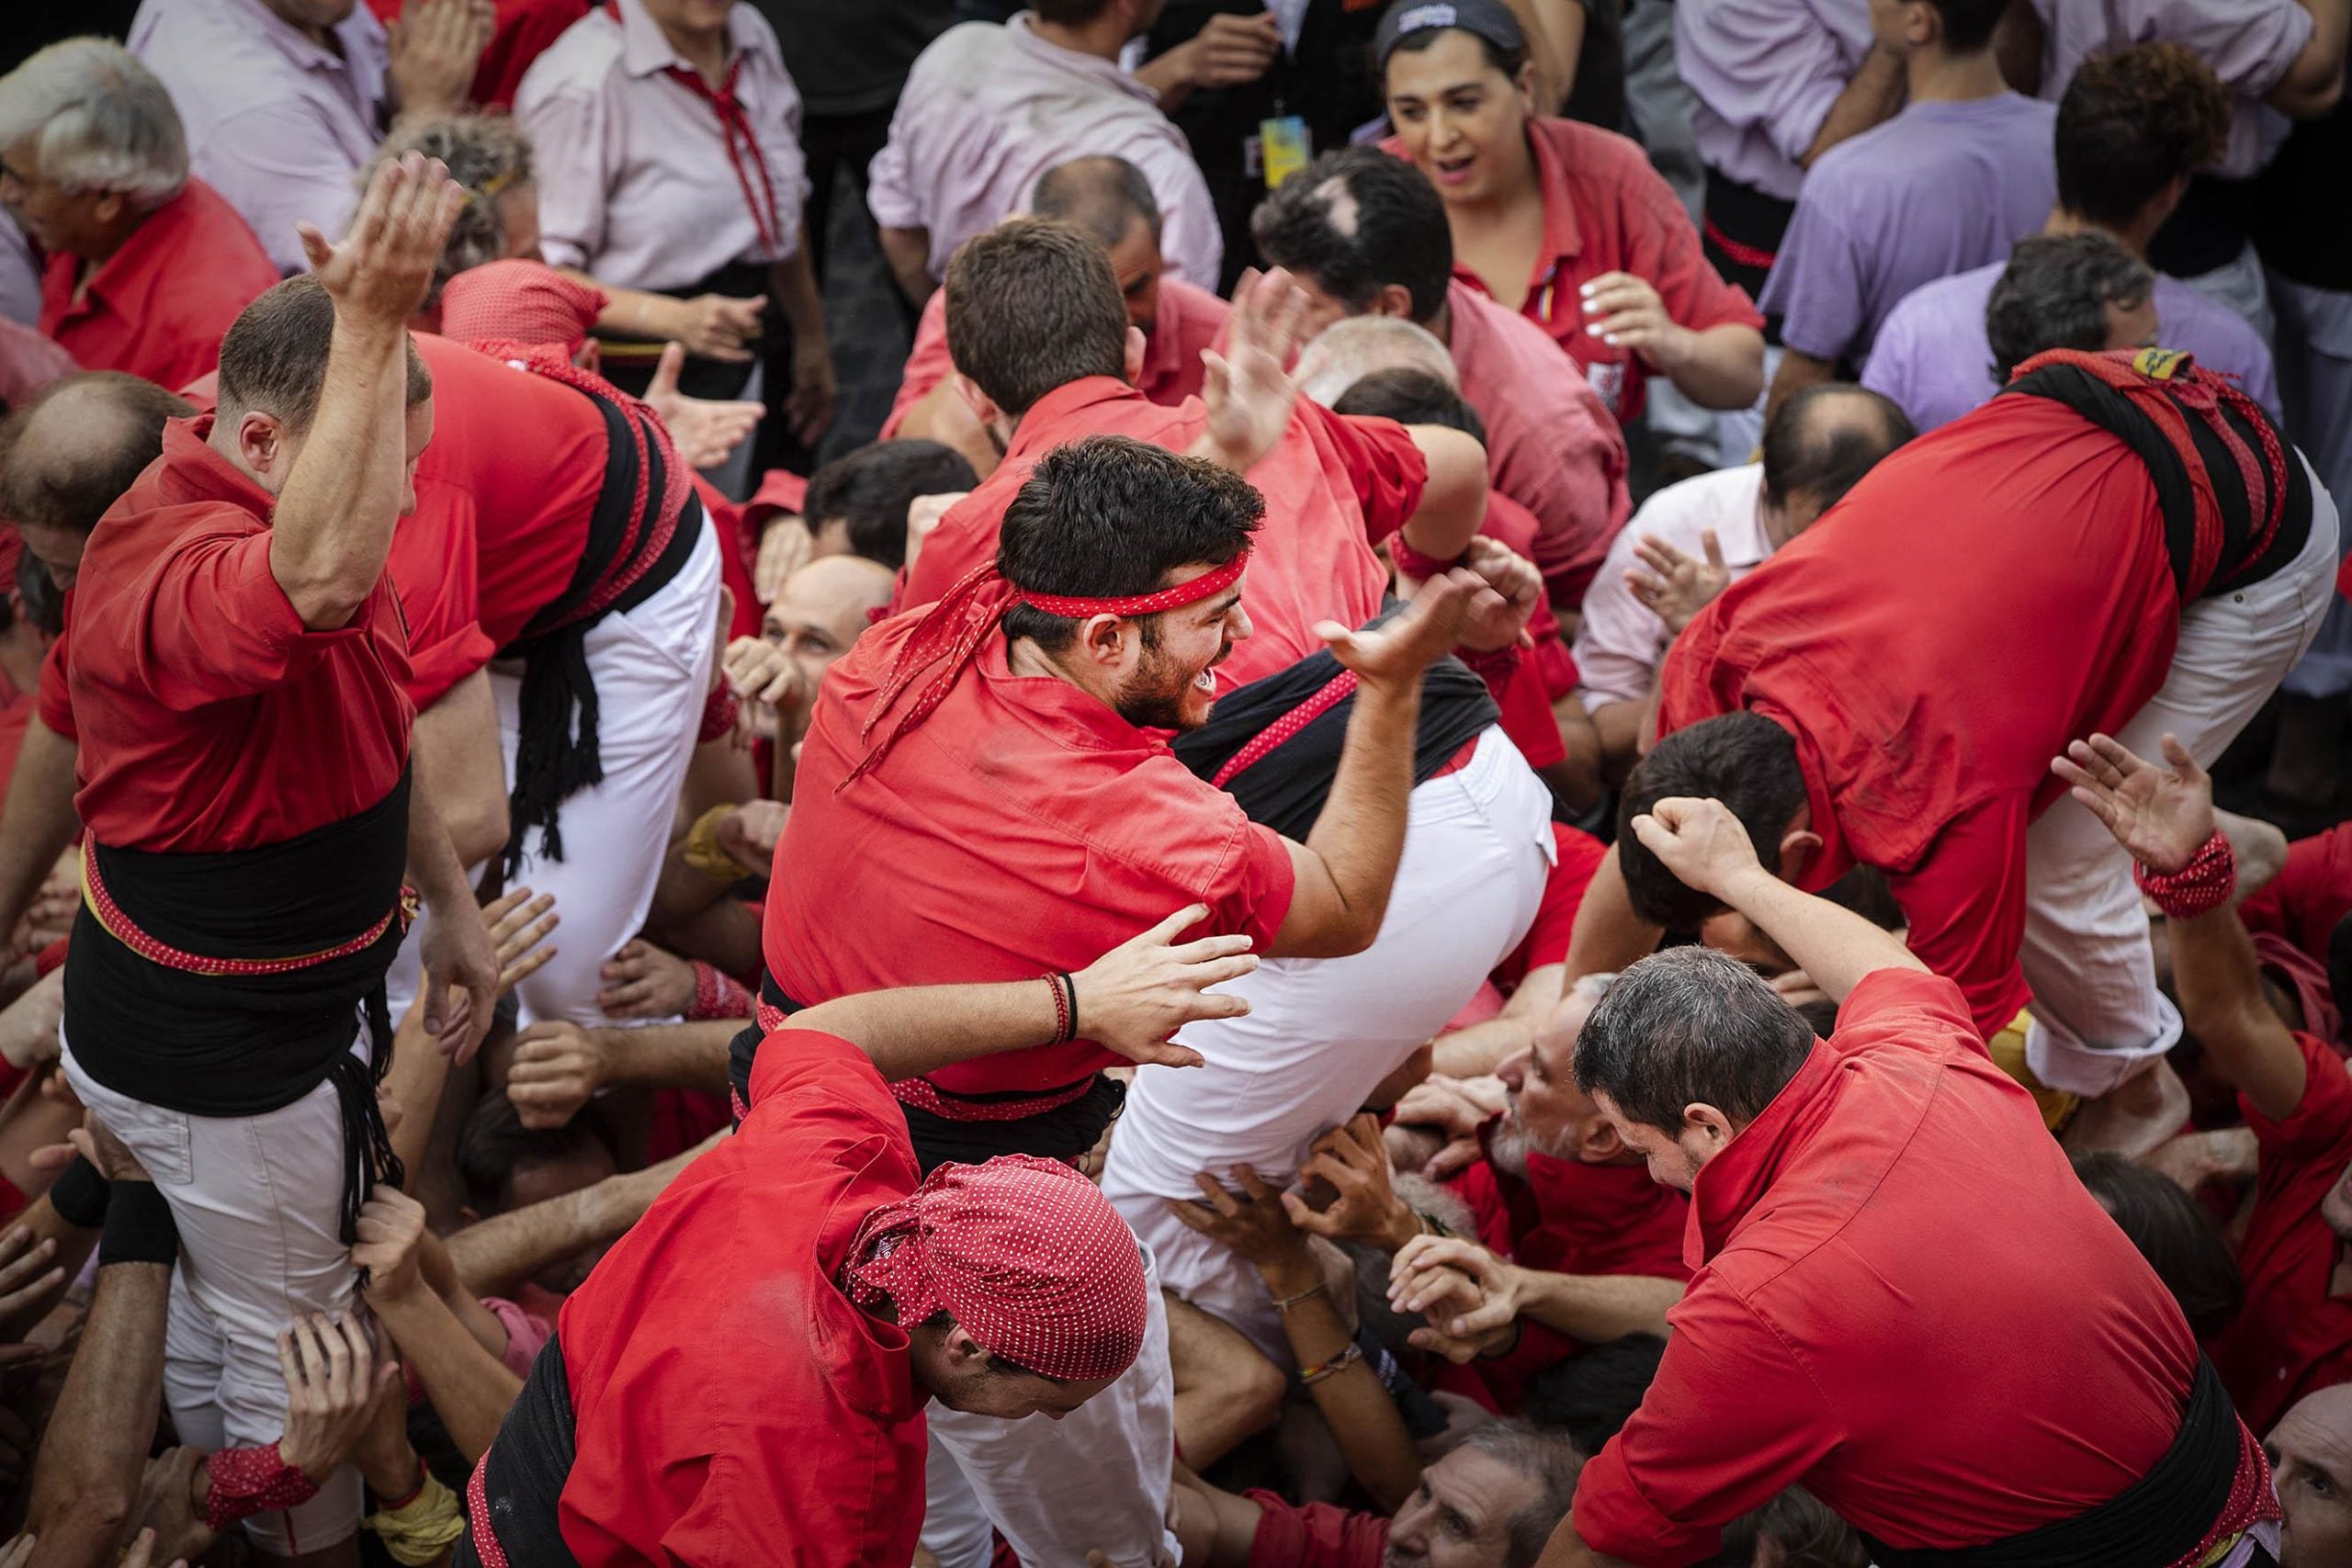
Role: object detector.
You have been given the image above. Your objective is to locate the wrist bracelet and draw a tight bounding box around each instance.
[98,1179,179,1268]
[1043,973,1072,1043]
[1387,534,1464,582]
[689,962,753,1021]
[204,1445,320,1532]
[364,1468,465,1566]
[50,1155,110,1231]
[1299,1341,1365,1386]
[2134,828,2236,919]
[1272,1280,1329,1314]
[1059,970,1080,1041]
[683,803,747,883]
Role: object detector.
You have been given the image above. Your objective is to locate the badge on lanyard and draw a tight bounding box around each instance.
[1260,115,1312,189]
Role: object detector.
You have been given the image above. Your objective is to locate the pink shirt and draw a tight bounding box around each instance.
[2028,0,2310,178]
[1446,279,1632,606]
[518,0,808,290]
[866,15,1221,287]
[1572,463,1770,709]
[128,0,389,276]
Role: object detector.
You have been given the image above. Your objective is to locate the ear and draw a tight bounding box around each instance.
[234,410,287,479]
[93,190,127,228]
[1373,283,1418,321]
[1905,0,1938,48]
[1775,825,1821,885]
[942,1322,991,1370]
[1123,324,1147,386]
[1077,611,1133,671]
[1683,1101,1738,1156]
[1513,60,1541,112]
[1577,1114,1624,1165]
[952,372,1006,433]
[2148,174,2190,229]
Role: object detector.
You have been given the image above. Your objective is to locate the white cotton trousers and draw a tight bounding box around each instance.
[2024,457,2340,1095]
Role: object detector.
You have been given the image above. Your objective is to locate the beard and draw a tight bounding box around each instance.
[1113,639,1218,731]
[1488,1095,1533,1181]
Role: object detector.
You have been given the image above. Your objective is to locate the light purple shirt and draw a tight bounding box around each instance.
[128,0,389,276]
[1572,464,1772,710]
[867,13,1221,287]
[2029,0,2307,179]
[0,212,39,327]
[518,0,808,292]
[1863,258,2283,433]
[1673,0,1876,202]
[1758,93,2057,364]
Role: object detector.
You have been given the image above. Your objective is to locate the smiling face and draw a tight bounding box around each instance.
[1108,572,1251,731]
[1383,30,1537,207]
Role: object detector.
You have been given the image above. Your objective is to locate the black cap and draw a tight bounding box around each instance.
[1373,0,1527,69]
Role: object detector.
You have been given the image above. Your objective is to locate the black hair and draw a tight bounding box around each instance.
[1617,713,1811,933]
[1985,231,2155,383]
[219,276,430,433]
[1709,1489,1872,1568]
[996,435,1262,652]
[1574,946,1815,1134]
[1033,154,1161,247]
[1521,1333,1667,1455]
[1331,366,1487,445]
[2073,1152,2245,1338]
[1250,147,1454,325]
[2056,44,2230,229]
[1759,384,1914,515]
[455,1092,615,1213]
[802,440,980,571]
[1927,0,2007,52]
[944,217,1128,416]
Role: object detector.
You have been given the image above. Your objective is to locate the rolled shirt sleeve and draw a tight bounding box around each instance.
[127,526,380,710]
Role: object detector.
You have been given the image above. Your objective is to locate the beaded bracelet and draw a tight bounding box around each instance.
[1043,973,1072,1043]
[1272,1280,1329,1314]
[2134,829,2236,919]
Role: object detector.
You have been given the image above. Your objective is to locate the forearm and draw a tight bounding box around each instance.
[0,719,79,946]
[385,1006,453,1179]
[583,278,683,341]
[403,781,476,917]
[1395,425,1489,563]
[0,1194,98,1342]
[642,892,762,977]
[2273,0,2350,116]
[446,1138,708,1297]
[1718,863,1925,999]
[1661,325,1766,411]
[369,1287,523,1461]
[795,977,1069,1080]
[1517,1269,1682,1343]
[1761,346,1837,428]
[269,313,409,627]
[589,1021,733,1094]
[1500,0,1586,112]
[1291,679,1423,957]
[27,1254,173,1558]
[1536,1522,1640,1568]
[1563,845,1662,982]
[1433,966,1562,1078]
[1589,697,1646,780]
[1133,43,1200,114]
[2169,905,2308,1120]
[412,672,508,871]
[877,227,936,308]
[1803,46,1905,165]
[1259,1255,1420,1512]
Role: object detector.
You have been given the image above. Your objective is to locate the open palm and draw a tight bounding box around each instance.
[1198,267,1310,472]
[2051,732,2213,874]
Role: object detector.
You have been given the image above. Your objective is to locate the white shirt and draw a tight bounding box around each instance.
[1572,463,1773,709]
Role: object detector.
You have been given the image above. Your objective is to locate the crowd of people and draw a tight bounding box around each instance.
[0,0,2346,1563]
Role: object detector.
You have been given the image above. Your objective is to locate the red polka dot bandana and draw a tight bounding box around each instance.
[843,1155,1148,1382]
[440,259,609,358]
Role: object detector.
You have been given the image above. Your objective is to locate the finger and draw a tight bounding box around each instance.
[1189,1171,1240,1216]
[297,221,334,272]
[1136,903,1214,948]
[1164,1197,1216,1235]
[2158,732,2203,782]
[1424,1139,1481,1179]
[1232,1164,1277,1202]
[1185,954,1260,988]
[2086,733,2142,778]
[1129,1041,1207,1069]
[1162,931,1257,964]
[1701,529,1727,572]
[650,342,684,400]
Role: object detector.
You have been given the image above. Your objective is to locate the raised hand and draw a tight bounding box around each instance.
[1387,1235,1524,1359]
[387,0,496,121]
[1627,529,1730,635]
[1197,267,1313,474]
[1285,1112,1419,1253]
[646,344,763,469]
[1069,904,1259,1069]
[1626,795,1768,903]
[2050,732,2214,874]
[1580,271,1686,372]
[1317,569,1500,694]
[752,513,815,606]
[297,151,464,326]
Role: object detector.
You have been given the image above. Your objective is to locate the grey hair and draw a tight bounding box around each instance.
[1573,946,1814,1134]
[366,114,535,309]
[1984,231,2154,384]
[1454,1419,1584,1568]
[0,38,187,211]
[1295,315,1456,406]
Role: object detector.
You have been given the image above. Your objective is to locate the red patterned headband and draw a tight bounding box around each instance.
[1017,547,1250,620]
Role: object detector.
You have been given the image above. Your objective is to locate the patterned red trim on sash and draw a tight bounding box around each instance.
[80,840,403,977]
[465,1453,511,1568]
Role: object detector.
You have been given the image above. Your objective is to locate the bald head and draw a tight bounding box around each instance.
[0,370,194,585]
[1758,383,1915,545]
[2274,1384,2352,1568]
[764,552,895,693]
[1033,155,1160,250]
[1295,316,1457,406]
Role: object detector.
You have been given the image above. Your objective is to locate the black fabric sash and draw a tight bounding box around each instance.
[1861,1356,2242,1568]
[1702,165,1796,330]
[63,770,412,1119]
[499,387,702,877]
[459,1330,581,1568]
[2002,362,2310,601]
[1170,610,1500,842]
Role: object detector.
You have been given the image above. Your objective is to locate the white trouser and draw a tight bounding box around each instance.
[2024,459,2340,1095]
[921,1240,1178,1568]
[63,1037,368,1553]
[1103,728,1554,1365]
[388,525,721,1029]
[2267,269,2352,699]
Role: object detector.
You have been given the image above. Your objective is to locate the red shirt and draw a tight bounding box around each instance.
[554,1028,924,1567]
[766,615,1297,1099]
[897,377,1426,692]
[2211,1031,2352,1435]
[40,179,277,391]
[1243,1492,1385,1568]
[1656,396,2182,1043]
[35,628,71,743]
[1574,970,2199,1562]
[1445,280,1631,607]
[1386,119,1761,424]
[0,670,28,806]
[67,419,412,852]
[883,276,1229,437]
[2241,825,2352,972]
[366,0,589,107]
[1478,491,1573,770]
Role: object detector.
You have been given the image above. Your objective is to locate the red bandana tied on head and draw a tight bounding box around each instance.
[840,548,1250,788]
[842,1154,1150,1382]
[439,260,611,359]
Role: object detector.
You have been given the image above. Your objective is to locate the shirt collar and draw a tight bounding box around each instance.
[72,185,192,315]
[238,0,362,73]
[976,622,1166,757]
[618,0,774,81]
[1684,1039,1833,1270]
[1006,375,1148,460]
[156,415,277,518]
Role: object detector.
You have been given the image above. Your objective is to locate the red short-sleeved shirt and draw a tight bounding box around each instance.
[1242,1491,1386,1568]
[765,616,1297,1100]
[884,276,1229,437]
[553,1028,924,1568]
[897,376,1425,692]
[35,618,73,743]
[1574,969,2199,1562]
[1656,396,2183,1042]
[2240,826,2352,972]
[1386,118,1762,424]
[40,179,277,393]
[67,419,413,852]
[2211,1031,2352,1435]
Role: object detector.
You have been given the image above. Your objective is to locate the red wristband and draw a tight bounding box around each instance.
[697,682,741,744]
[205,1446,322,1531]
[2133,829,2236,919]
[1387,534,1463,582]
[689,962,753,1021]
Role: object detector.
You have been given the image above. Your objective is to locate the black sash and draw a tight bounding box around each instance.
[459,1330,581,1568]
[1861,1357,2245,1568]
[1702,165,1796,335]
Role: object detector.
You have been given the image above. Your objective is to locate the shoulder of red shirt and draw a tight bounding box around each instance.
[1239,1490,1387,1568]
[2243,1028,2352,1162]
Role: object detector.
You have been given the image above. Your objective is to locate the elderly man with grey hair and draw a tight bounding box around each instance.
[0,36,277,388]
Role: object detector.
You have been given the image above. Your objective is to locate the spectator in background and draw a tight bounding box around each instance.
[368,0,592,109]
[1375,0,1764,423]
[129,0,492,274]
[1864,44,2277,433]
[797,438,976,570]
[1981,233,2161,382]
[0,39,278,392]
[1758,0,2057,422]
[1571,383,1912,778]
[868,0,1222,301]
[2269,1384,2352,1568]
[1251,147,1630,612]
